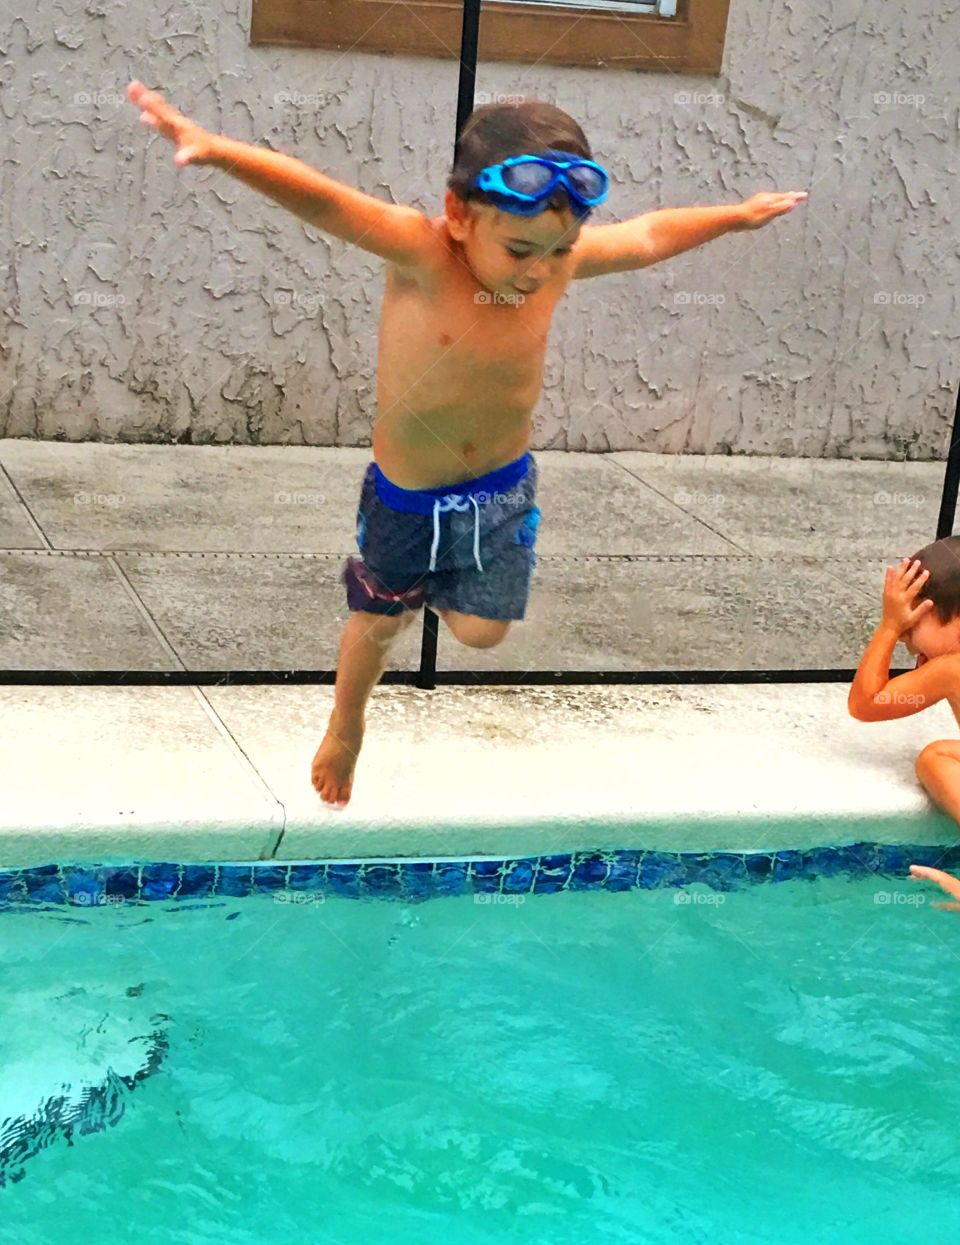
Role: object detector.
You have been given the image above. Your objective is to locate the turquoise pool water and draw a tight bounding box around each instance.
[1,874,959,1243]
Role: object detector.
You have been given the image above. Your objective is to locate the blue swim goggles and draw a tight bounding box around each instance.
[473,150,609,217]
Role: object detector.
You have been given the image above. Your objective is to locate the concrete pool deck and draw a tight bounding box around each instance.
[1,439,957,866]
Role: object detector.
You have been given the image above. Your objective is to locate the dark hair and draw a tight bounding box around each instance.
[909,536,960,623]
[447,98,593,215]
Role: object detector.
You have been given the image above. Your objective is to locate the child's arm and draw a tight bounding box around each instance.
[571,191,807,280]
[848,557,960,721]
[127,81,436,269]
[909,865,960,911]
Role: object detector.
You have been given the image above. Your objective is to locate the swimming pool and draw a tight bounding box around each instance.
[2,850,960,1243]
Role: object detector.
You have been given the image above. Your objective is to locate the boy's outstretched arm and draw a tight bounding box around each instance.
[572,191,807,280]
[126,81,436,268]
[848,557,960,721]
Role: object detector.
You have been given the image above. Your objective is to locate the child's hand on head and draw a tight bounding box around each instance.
[127,80,217,168]
[882,557,934,635]
[909,865,960,911]
[733,191,808,230]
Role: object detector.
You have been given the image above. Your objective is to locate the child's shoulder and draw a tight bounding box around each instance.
[387,215,453,286]
[907,650,960,710]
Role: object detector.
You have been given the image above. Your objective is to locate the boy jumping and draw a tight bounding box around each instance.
[128,83,806,806]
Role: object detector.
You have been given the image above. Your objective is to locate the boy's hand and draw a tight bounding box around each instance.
[127,80,218,168]
[909,865,960,911]
[733,191,808,231]
[881,557,934,636]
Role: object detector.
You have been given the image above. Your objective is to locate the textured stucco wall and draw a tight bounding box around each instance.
[1,0,957,456]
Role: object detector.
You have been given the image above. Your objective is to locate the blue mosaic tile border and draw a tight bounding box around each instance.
[2,842,960,910]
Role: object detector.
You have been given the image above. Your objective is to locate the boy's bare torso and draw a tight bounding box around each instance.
[371,216,573,490]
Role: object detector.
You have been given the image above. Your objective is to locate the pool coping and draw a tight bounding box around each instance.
[2,680,958,872]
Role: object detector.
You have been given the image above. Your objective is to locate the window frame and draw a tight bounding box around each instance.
[251,0,731,75]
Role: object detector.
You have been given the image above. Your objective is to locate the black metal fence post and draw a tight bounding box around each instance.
[416,0,482,691]
[936,381,960,539]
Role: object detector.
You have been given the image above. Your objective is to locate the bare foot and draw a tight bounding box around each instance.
[311,720,364,807]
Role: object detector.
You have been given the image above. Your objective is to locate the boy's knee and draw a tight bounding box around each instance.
[460,626,509,650]
[916,740,954,780]
[438,609,510,649]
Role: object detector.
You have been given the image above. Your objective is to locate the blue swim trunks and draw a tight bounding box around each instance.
[342,452,541,620]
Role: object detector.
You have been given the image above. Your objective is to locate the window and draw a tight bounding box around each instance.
[251,0,730,74]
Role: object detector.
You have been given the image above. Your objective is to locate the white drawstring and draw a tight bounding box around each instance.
[429,494,484,573]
